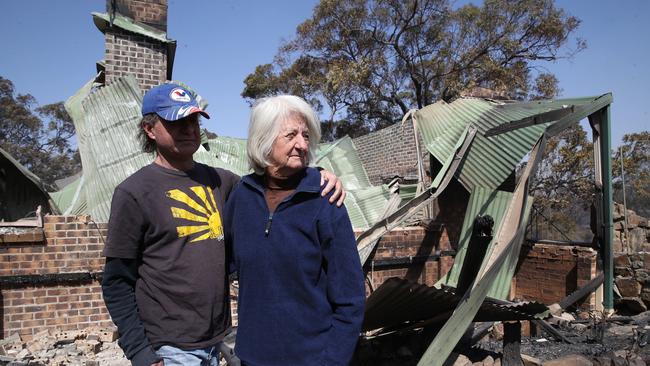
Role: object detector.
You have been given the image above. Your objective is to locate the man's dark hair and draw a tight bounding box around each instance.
[138,113,159,153]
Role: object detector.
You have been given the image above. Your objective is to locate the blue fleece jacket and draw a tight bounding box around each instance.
[224,167,365,366]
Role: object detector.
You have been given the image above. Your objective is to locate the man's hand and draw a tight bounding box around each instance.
[319,169,346,207]
[151,362,163,366]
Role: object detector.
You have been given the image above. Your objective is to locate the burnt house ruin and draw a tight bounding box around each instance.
[1,1,649,365]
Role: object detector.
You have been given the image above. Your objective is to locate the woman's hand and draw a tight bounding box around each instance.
[319,170,346,207]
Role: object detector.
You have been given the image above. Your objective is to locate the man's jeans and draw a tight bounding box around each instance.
[156,344,221,366]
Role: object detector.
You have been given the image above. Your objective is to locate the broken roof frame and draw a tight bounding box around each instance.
[414,94,613,366]
[348,93,614,365]
[356,126,478,265]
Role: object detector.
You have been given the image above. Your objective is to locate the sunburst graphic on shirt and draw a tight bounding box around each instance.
[166,185,224,242]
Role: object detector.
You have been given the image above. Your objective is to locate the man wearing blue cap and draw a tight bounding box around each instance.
[101,83,345,366]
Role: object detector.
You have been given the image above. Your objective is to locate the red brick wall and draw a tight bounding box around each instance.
[513,243,598,309]
[1,215,600,338]
[0,215,112,339]
[362,226,456,291]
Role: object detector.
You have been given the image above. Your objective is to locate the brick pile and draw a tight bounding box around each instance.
[0,327,126,366]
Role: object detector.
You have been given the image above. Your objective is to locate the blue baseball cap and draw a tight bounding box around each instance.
[142,83,210,121]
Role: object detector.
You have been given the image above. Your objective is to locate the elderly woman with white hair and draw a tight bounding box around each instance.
[224,95,365,365]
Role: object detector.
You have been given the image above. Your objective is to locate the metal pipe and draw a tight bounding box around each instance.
[366,251,456,269]
[620,146,629,253]
[527,239,594,247]
[599,105,614,311]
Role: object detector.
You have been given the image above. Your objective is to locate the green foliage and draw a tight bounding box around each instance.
[530,124,595,241]
[530,127,650,240]
[612,132,650,217]
[242,0,584,140]
[0,76,80,189]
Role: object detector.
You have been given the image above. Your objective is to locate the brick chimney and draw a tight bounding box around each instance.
[102,0,171,91]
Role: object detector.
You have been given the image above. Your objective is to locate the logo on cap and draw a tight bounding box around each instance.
[170,88,192,102]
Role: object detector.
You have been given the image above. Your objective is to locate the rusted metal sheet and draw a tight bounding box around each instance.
[363,277,548,332]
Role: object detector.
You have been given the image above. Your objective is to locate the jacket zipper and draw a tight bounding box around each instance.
[264,213,273,236]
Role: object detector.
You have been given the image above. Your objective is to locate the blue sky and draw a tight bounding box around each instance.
[1,0,648,147]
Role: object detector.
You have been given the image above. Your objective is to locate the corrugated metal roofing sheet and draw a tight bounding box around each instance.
[316,136,397,229]
[92,12,173,43]
[363,277,548,332]
[414,96,605,190]
[418,137,546,366]
[60,76,396,227]
[49,175,87,216]
[436,186,532,300]
[78,75,151,221]
[195,137,249,176]
[316,136,372,190]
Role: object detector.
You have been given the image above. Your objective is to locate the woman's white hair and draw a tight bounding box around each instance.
[247,95,321,175]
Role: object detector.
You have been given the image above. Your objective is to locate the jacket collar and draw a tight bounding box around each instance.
[241,167,322,195]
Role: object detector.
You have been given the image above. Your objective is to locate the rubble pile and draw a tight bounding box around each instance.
[615,252,650,314]
[478,311,650,366]
[610,204,650,315]
[0,327,128,366]
[353,311,650,365]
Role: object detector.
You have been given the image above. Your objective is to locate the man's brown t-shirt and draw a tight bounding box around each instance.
[103,163,239,349]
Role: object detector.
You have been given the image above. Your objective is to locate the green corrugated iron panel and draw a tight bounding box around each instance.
[316,136,394,229]
[77,75,151,221]
[92,12,173,43]
[61,78,393,228]
[418,137,545,366]
[415,96,603,190]
[49,175,87,216]
[316,136,372,190]
[398,184,418,203]
[195,137,250,176]
[345,185,392,229]
[437,186,532,299]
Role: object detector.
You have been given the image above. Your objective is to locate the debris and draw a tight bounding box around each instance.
[521,354,542,366]
[541,354,593,366]
[1,326,129,366]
